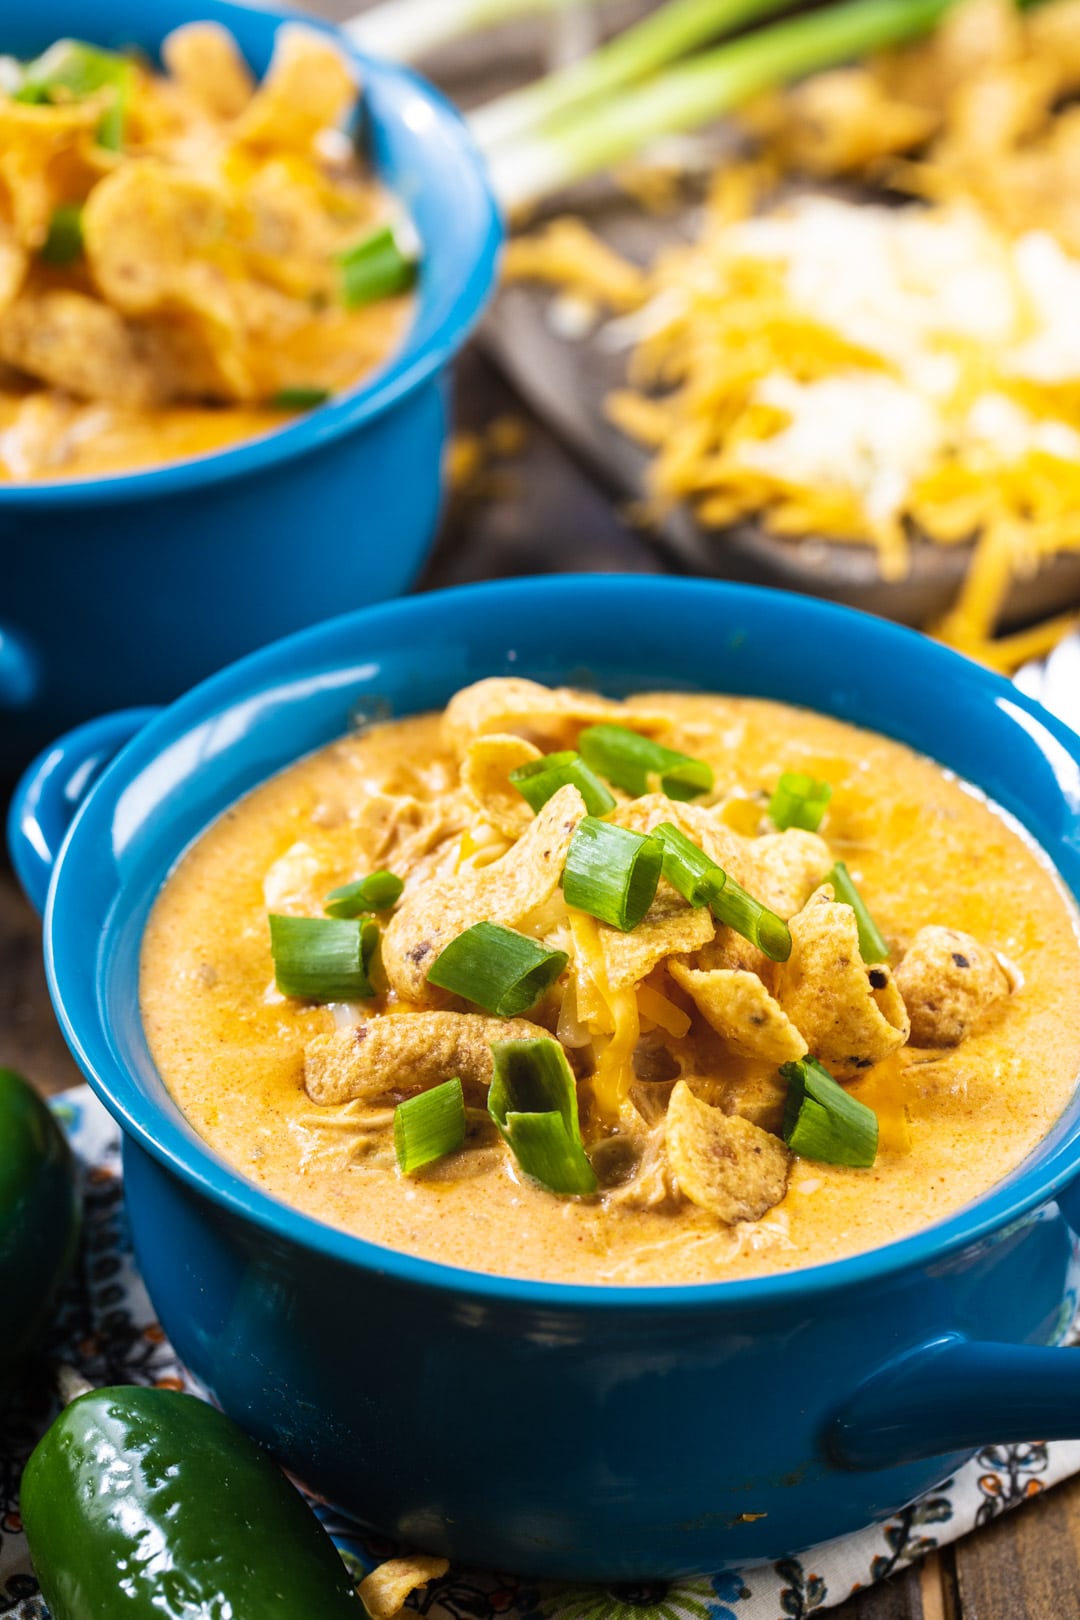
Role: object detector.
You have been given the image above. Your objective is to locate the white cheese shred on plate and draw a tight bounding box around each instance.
[505,184,1080,673]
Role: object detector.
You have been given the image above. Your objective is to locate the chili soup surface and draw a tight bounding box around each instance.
[140,682,1080,1285]
[0,22,412,480]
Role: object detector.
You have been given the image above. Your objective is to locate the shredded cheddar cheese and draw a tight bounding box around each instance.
[636,982,692,1039]
[593,984,641,1125]
[569,907,640,1120]
[851,1060,912,1156]
[504,0,1080,672]
[507,192,1080,672]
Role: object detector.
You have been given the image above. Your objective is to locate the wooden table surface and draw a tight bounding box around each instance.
[6,6,1080,1613]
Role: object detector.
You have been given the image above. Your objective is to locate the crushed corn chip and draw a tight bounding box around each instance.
[442,677,664,757]
[0,97,105,250]
[0,290,165,407]
[669,961,806,1066]
[750,830,835,921]
[665,1079,790,1223]
[461,732,541,841]
[778,887,909,1079]
[161,22,255,119]
[305,1012,550,1106]
[232,23,356,152]
[894,924,1011,1048]
[381,783,585,1003]
[599,890,714,994]
[358,1557,450,1620]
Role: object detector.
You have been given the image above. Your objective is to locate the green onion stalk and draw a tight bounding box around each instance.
[510,751,616,817]
[470,0,796,152]
[827,861,890,964]
[426,921,568,1017]
[344,0,595,63]
[579,724,713,800]
[394,1078,467,1173]
[268,914,380,1002]
[488,1037,597,1195]
[484,0,955,212]
[782,1056,878,1167]
[562,817,663,932]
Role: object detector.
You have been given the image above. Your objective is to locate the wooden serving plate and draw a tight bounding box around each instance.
[483,190,1080,629]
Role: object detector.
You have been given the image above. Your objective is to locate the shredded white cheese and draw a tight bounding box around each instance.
[737,372,944,524]
[729,200,1018,370]
[719,200,1080,516]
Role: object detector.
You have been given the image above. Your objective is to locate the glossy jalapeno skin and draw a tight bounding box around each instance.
[0,1068,80,1388]
[21,1385,365,1620]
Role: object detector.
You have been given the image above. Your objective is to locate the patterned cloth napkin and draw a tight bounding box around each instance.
[4,1088,1079,1620]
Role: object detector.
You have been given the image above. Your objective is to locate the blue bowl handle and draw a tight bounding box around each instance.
[829,1333,1080,1470]
[0,623,39,709]
[7,708,159,917]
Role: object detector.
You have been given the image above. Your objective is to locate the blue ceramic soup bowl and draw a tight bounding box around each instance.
[0,0,501,774]
[11,576,1080,1580]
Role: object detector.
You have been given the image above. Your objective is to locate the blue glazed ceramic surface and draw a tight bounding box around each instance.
[11,577,1080,1579]
[0,0,501,772]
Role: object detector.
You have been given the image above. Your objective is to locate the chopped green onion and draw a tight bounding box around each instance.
[271,386,331,410]
[781,1056,878,1168]
[488,1037,597,1195]
[509,751,615,818]
[486,0,953,211]
[426,921,567,1017]
[269,914,379,1001]
[39,205,84,268]
[16,39,135,149]
[96,95,126,152]
[653,820,789,959]
[579,724,714,801]
[338,224,418,309]
[562,818,662,932]
[12,81,50,105]
[324,870,404,919]
[827,861,889,964]
[394,1077,466,1174]
[768,771,833,833]
[709,876,791,963]
[653,820,726,906]
[470,0,795,151]
[17,38,129,99]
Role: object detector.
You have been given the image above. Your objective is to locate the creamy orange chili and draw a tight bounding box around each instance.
[0,22,411,479]
[140,683,1080,1285]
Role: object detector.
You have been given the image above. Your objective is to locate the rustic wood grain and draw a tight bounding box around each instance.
[0,854,80,1095]
[831,1563,926,1620]
[420,350,663,592]
[952,1473,1080,1620]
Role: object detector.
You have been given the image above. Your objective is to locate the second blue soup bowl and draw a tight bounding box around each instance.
[11,576,1080,1579]
[0,0,501,772]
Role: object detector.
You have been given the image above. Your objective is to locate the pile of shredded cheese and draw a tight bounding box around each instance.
[503,0,1080,672]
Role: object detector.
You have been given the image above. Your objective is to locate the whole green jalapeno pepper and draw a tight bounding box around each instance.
[22,1384,366,1619]
[0,1067,80,1390]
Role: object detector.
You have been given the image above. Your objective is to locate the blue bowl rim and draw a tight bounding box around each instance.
[40,575,1080,1311]
[0,0,502,510]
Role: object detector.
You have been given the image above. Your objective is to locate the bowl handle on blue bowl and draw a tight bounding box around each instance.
[7,708,160,917]
[828,1333,1080,1470]
[0,624,38,709]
